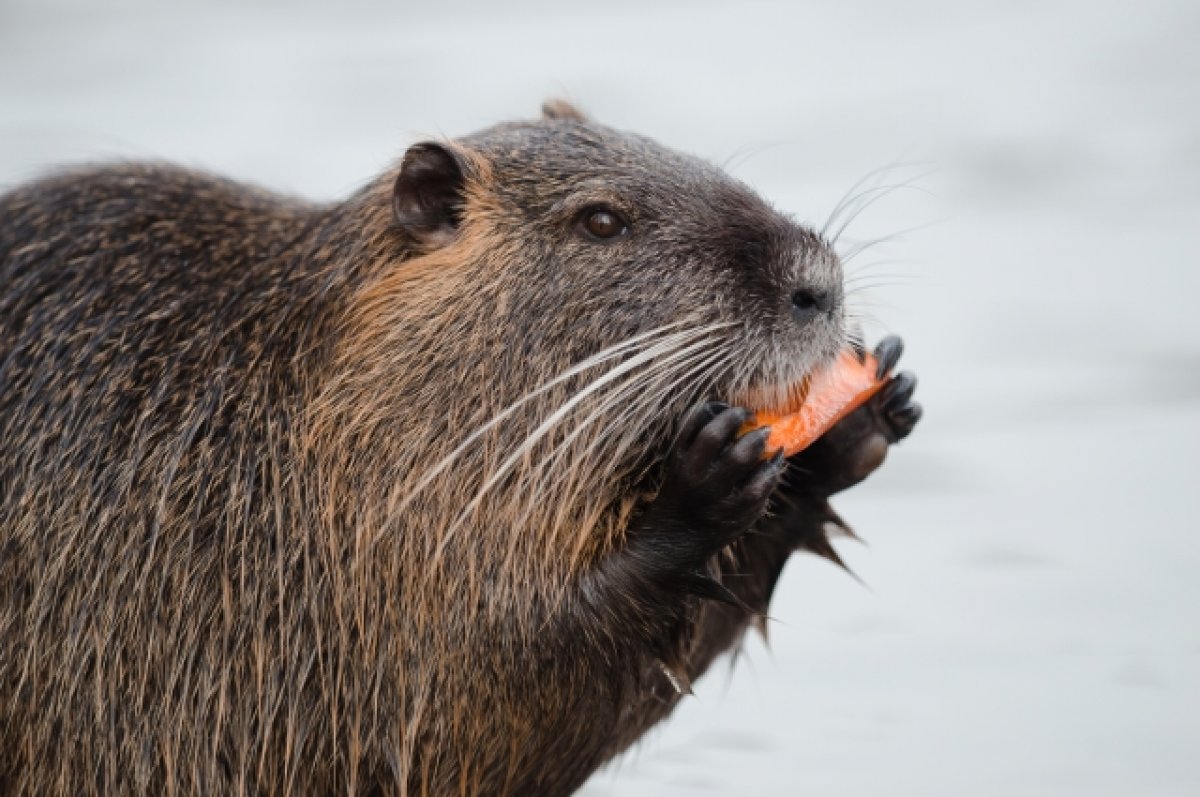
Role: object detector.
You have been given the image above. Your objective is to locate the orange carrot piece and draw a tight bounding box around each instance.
[746,350,887,457]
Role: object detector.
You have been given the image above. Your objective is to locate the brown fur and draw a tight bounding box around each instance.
[1,102,851,795]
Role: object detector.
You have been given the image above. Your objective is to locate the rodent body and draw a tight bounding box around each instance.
[0,101,921,795]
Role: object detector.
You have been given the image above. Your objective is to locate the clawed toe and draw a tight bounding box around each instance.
[886,401,922,440]
[686,406,750,476]
[738,449,786,505]
[880,371,916,407]
[873,335,904,379]
[726,426,771,474]
[877,371,919,442]
[676,400,728,450]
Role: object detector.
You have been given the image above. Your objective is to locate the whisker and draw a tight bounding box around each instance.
[844,257,919,275]
[845,297,900,314]
[560,342,735,488]
[517,340,735,550]
[519,342,726,502]
[820,158,934,238]
[477,327,725,512]
[556,344,740,566]
[382,320,694,520]
[827,173,937,246]
[843,308,883,330]
[838,218,945,264]
[843,279,916,295]
[720,139,789,173]
[842,274,922,289]
[432,321,736,563]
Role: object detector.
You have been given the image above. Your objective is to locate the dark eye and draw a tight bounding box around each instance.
[577,207,630,242]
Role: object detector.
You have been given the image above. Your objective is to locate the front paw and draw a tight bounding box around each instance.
[868,335,923,442]
[640,402,786,571]
[787,335,922,499]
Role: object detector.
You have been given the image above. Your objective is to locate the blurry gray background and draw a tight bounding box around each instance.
[2,1,1197,794]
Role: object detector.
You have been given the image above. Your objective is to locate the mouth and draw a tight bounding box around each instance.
[737,375,813,416]
[725,334,841,417]
[698,295,849,421]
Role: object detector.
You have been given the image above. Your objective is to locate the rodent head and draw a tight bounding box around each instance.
[389,100,846,417]
[317,100,851,574]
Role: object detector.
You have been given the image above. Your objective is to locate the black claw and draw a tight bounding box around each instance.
[873,335,904,379]
[691,407,749,465]
[889,402,923,438]
[741,455,785,503]
[881,371,917,409]
[729,426,770,467]
[678,401,725,447]
[707,400,730,416]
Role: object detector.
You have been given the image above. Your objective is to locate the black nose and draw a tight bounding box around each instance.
[790,287,835,325]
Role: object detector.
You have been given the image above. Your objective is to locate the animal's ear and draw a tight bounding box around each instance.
[541,98,590,123]
[392,142,470,249]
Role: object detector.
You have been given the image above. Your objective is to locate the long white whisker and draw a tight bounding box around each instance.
[520,339,734,528]
[517,342,720,493]
[579,348,735,478]
[383,320,693,519]
[508,344,728,549]
[432,321,736,562]
[461,326,726,515]
[555,345,740,562]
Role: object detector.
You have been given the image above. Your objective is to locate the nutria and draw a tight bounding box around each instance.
[0,100,921,796]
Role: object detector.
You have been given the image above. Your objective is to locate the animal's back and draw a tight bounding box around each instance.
[0,165,339,793]
[0,164,323,399]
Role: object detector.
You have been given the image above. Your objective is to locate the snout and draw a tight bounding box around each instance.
[789,285,841,327]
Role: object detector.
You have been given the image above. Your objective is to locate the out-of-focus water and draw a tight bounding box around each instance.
[3,1,1197,794]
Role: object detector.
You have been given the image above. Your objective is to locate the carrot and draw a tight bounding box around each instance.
[745,350,886,457]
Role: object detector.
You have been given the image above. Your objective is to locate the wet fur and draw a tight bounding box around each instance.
[0,105,913,795]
